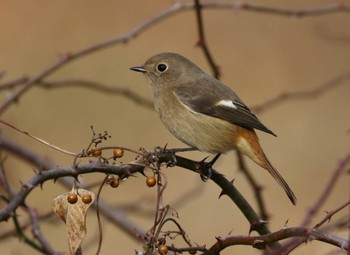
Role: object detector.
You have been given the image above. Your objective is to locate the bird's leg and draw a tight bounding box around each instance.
[198,153,222,181]
[209,153,222,166]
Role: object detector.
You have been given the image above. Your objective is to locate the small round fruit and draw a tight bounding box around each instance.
[158,245,168,255]
[146,176,156,187]
[91,148,102,157]
[67,193,78,204]
[189,249,197,254]
[110,178,120,188]
[82,194,92,204]
[113,148,124,158]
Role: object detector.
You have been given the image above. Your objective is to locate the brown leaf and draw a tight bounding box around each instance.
[52,188,95,255]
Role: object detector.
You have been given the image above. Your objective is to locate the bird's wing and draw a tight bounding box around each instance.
[173,82,276,136]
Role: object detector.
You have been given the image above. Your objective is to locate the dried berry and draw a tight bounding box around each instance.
[146,176,156,187]
[67,193,78,204]
[82,194,92,204]
[113,148,124,158]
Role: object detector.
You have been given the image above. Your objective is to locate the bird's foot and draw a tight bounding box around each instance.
[197,153,221,181]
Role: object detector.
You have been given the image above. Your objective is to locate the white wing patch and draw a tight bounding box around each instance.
[216,99,238,110]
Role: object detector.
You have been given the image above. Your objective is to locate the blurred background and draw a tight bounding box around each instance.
[0,0,349,254]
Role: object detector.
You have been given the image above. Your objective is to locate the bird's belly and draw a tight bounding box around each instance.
[157,106,237,154]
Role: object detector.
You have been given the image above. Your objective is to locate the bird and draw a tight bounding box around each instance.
[130,52,296,205]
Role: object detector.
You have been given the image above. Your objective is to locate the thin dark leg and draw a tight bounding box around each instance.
[199,153,222,181]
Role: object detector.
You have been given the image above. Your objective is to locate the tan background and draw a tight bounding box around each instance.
[1,1,349,254]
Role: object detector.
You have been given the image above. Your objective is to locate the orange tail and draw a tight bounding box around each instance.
[235,127,297,205]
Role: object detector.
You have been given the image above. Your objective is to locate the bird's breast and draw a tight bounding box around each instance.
[154,91,238,153]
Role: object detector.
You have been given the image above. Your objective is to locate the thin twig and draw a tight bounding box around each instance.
[2,2,349,113]
[0,119,77,156]
[0,76,29,90]
[207,227,348,253]
[28,208,60,255]
[302,152,350,227]
[194,0,220,79]
[269,151,350,254]
[252,71,350,113]
[314,200,350,229]
[37,79,154,109]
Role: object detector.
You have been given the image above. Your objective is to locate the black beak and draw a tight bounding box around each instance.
[130,66,147,73]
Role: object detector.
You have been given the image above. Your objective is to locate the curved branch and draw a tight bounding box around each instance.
[207,227,349,253]
[1,2,349,113]
[0,161,145,221]
[37,79,154,109]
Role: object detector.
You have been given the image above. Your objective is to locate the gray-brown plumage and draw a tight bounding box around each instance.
[130,52,296,205]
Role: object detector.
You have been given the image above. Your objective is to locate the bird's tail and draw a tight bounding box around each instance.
[235,128,297,205]
[258,152,297,205]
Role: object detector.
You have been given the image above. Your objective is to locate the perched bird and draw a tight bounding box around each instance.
[130,52,296,205]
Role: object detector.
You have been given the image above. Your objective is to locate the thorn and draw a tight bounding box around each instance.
[215,236,224,244]
[284,219,289,228]
[219,190,226,198]
[249,219,268,234]
[252,240,266,250]
[219,179,234,198]
[138,167,147,177]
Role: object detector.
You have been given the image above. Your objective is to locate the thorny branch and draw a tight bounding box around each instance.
[0,147,349,254]
[1,1,350,255]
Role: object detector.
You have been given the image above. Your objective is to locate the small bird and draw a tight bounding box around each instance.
[130,52,296,205]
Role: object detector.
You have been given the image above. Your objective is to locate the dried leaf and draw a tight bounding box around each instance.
[52,188,95,255]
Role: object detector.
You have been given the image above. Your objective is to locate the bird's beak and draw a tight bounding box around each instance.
[130,66,147,73]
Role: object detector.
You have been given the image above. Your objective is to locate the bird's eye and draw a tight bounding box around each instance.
[156,63,168,73]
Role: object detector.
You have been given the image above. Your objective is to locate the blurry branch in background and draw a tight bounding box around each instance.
[0,1,350,255]
[37,80,154,108]
[252,71,350,114]
[0,1,349,113]
[194,0,220,79]
[278,151,350,254]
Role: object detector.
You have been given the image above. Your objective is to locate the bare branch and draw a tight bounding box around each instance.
[207,227,349,253]
[0,119,77,156]
[252,71,350,114]
[0,161,145,221]
[37,79,154,109]
[1,1,349,113]
[28,208,60,255]
[194,0,220,79]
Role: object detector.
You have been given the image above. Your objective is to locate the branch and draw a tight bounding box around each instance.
[37,79,154,109]
[0,2,192,114]
[157,153,276,239]
[268,151,350,254]
[1,2,349,113]
[315,200,350,229]
[236,151,269,220]
[207,2,350,17]
[194,0,220,79]
[207,227,349,253]
[0,161,145,221]
[302,151,350,227]
[28,208,60,255]
[252,71,350,114]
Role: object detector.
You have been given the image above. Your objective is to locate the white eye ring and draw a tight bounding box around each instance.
[156,63,168,73]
